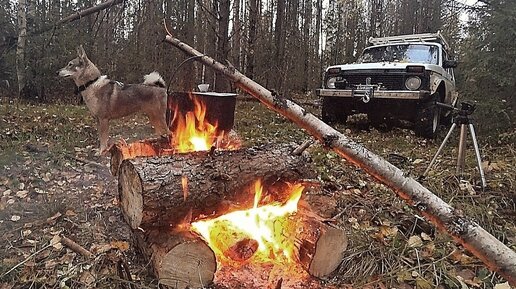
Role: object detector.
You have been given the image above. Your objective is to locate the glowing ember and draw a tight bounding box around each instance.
[191,180,304,266]
[171,95,240,153]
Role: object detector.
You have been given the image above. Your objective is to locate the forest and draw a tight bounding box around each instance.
[0,0,514,139]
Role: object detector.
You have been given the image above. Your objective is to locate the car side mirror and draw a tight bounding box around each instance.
[443,59,458,68]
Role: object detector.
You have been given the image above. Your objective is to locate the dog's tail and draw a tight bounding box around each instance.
[143,71,166,88]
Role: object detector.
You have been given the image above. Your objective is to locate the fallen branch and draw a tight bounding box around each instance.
[164,35,516,285]
[291,139,313,156]
[61,235,94,259]
[34,0,125,35]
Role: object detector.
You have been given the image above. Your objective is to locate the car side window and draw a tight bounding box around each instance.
[442,50,455,81]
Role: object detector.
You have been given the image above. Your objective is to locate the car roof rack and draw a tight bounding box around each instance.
[369,31,450,51]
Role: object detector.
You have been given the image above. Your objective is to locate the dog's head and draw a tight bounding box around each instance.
[57,45,96,82]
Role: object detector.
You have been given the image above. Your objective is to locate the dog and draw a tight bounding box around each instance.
[58,45,170,154]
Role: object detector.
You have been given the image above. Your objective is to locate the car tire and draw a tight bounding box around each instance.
[321,97,348,124]
[414,93,441,139]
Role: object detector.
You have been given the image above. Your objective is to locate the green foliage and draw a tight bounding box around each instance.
[458,0,516,142]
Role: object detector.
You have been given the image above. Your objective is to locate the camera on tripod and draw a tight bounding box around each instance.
[458,101,476,116]
[423,100,486,189]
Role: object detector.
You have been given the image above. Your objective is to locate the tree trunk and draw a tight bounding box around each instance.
[117,145,315,229]
[246,0,259,78]
[215,0,231,92]
[16,0,27,98]
[163,36,516,285]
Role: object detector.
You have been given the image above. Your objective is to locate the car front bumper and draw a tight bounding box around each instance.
[316,88,430,100]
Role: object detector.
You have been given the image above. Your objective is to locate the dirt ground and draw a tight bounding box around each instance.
[0,95,514,289]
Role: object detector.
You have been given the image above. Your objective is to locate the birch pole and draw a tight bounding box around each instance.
[163,35,516,284]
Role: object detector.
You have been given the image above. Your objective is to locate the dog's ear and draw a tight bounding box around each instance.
[76,45,87,60]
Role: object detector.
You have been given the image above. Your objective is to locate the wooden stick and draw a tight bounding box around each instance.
[61,235,94,259]
[164,35,516,285]
[292,139,313,156]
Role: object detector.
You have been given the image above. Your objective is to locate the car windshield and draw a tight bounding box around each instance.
[358,44,439,64]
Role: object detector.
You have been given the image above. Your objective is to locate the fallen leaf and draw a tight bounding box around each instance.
[64,210,77,217]
[493,282,511,289]
[110,240,130,252]
[450,249,476,265]
[79,271,96,286]
[459,180,476,195]
[2,189,11,196]
[421,242,435,259]
[15,190,28,198]
[408,235,423,248]
[50,235,63,250]
[421,232,432,241]
[90,243,113,254]
[10,215,21,222]
[415,277,433,289]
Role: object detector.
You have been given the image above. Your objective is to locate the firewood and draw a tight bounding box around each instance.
[117,145,315,229]
[296,208,347,278]
[133,227,216,289]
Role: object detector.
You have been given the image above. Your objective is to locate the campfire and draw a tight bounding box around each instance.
[111,92,348,288]
[170,94,240,153]
[191,180,304,266]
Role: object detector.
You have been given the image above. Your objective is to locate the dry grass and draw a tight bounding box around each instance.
[0,96,514,288]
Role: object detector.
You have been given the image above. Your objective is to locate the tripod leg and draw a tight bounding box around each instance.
[456,124,468,176]
[469,124,487,189]
[423,123,457,177]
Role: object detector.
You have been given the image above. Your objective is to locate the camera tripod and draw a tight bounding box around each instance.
[422,102,487,189]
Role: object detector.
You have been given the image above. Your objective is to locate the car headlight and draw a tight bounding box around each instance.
[405,76,422,90]
[326,77,337,88]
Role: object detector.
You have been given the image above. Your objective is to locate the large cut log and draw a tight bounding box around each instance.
[117,145,315,229]
[164,35,516,284]
[133,227,216,289]
[296,207,348,278]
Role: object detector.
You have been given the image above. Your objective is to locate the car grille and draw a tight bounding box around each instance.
[343,74,405,90]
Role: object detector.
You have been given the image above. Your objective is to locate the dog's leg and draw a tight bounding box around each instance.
[97,118,110,155]
[148,114,170,136]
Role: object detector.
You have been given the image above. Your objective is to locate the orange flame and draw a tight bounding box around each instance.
[171,95,240,153]
[191,180,304,266]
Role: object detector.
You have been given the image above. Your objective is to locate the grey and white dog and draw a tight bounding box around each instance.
[58,46,170,154]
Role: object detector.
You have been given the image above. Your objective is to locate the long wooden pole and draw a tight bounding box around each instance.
[164,35,516,284]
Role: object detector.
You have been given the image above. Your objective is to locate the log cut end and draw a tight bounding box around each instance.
[308,226,348,278]
[118,161,144,229]
[158,240,217,288]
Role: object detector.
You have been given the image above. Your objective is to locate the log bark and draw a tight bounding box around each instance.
[109,137,172,176]
[164,35,516,285]
[133,227,216,289]
[117,145,315,229]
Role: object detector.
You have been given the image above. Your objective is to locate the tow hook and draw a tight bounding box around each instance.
[362,93,371,103]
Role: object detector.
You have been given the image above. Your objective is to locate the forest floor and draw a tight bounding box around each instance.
[0,95,514,289]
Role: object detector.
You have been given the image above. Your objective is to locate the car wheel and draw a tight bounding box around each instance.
[414,94,441,139]
[321,97,348,124]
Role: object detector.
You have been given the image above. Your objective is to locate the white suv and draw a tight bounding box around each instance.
[316,32,459,138]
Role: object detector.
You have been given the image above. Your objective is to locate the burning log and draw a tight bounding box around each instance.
[117,145,315,229]
[164,35,516,284]
[133,227,216,289]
